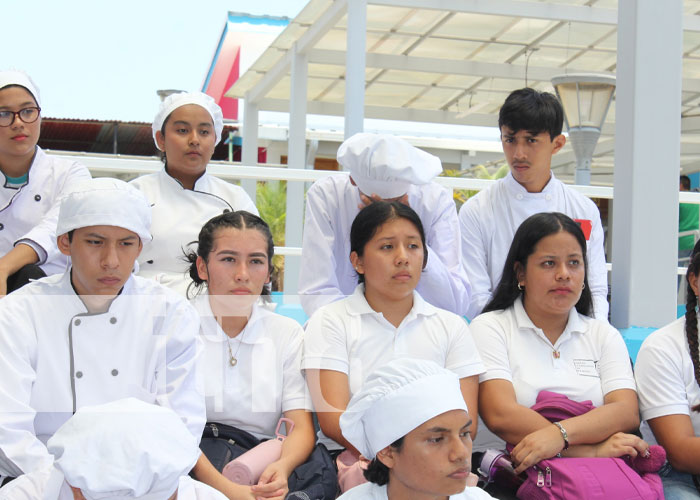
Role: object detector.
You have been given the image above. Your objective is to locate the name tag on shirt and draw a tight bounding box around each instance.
[573,359,600,378]
[574,219,592,241]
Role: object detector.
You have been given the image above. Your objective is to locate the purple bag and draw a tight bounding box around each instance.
[517,457,660,500]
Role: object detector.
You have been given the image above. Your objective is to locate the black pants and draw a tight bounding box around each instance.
[7,264,45,294]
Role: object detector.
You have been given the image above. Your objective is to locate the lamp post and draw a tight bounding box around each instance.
[551,73,616,185]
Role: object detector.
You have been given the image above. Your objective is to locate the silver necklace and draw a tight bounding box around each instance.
[226,328,246,367]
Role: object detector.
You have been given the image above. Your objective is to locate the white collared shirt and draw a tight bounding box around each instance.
[337,482,495,500]
[470,297,635,451]
[635,317,700,444]
[194,295,309,440]
[459,172,608,320]
[0,271,205,477]
[302,285,484,449]
[298,174,471,317]
[130,169,257,295]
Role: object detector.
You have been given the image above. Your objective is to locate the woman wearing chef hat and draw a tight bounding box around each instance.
[130,92,257,295]
[338,358,494,499]
[0,70,91,295]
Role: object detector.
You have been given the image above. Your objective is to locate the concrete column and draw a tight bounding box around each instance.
[344,0,366,139]
[611,0,682,327]
[241,97,259,202]
[284,44,308,295]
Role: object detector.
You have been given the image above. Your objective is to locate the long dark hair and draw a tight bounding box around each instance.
[482,212,593,317]
[363,437,404,486]
[185,211,274,298]
[685,239,700,412]
[350,201,428,284]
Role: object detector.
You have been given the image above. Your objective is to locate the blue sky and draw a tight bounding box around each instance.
[2,0,307,122]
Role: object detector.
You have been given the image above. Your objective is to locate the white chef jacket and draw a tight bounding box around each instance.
[470,297,635,452]
[302,284,484,449]
[0,271,205,478]
[0,147,90,275]
[337,482,495,500]
[459,172,608,320]
[635,317,700,445]
[0,466,228,500]
[298,174,471,317]
[130,169,258,295]
[194,295,310,440]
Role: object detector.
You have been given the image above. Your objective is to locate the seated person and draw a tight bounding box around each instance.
[0,398,226,500]
[635,239,700,499]
[186,211,316,500]
[303,201,484,458]
[131,91,257,295]
[299,132,471,317]
[0,70,91,294]
[338,357,494,499]
[459,88,608,320]
[0,178,205,480]
[471,212,646,474]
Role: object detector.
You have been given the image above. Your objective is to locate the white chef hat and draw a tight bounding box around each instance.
[337,133,442,199]
[0,69,41,106]
[47,398,198,500]
[340,358,468,460]
[56,178,152,242]
[152,91,224,150]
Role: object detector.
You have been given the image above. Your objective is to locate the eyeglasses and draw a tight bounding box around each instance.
[0,107,41,127]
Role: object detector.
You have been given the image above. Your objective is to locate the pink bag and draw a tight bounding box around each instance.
[517,456,661,500]
[335,450,368,493]
[222,418,294,485]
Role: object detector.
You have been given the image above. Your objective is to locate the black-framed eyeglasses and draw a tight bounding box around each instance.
[0,107,41,127]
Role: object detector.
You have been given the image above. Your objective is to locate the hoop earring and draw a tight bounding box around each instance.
[517,283,524,291]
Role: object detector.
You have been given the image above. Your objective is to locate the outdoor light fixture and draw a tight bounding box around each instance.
[551,73,616,185]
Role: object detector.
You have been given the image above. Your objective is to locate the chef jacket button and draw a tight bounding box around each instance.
[34,194,41,202]
[76,371,83,378]
[74,319,81,326]
[146,260,154,264]
[223,209,231,213]
[110,317,117,324]
[545,194,552,201]
[0,223,4,231]
[111,369,118,376]
[516,194,524,200]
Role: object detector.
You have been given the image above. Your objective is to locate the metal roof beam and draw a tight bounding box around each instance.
[245,0,348,104]
[367,0,617,25]
[368,0,700,32]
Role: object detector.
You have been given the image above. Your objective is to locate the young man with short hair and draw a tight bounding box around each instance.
[459,88,608,320]
[0,178,205,481]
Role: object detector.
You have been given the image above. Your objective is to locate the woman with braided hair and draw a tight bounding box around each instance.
[635,238,700,499]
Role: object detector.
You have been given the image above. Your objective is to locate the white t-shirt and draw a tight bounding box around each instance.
[302,285,484,448]
[337,481,495,500]
[635,317,700,445]
[194,296,309,440]
[459,172,608,320]
[470,297,635,451]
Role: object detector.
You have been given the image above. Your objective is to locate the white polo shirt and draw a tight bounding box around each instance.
[302,285,484,449]
[635,317,700,445]
[193,296,309,440]
[470,297,635,451]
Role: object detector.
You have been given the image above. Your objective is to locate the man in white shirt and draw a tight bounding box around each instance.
[299,133,471,317]
[0,178,204,480]
[459,88,608,320]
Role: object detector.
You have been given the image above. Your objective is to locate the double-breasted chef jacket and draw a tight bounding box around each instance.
[0,271,205,478]
[130,169,257,295]
[0,147,90,275]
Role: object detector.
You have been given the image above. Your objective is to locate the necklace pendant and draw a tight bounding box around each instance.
[553,350,560,359]
[229,357,237,367]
